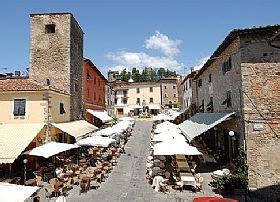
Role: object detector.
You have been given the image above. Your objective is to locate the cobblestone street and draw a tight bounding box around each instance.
[64,119,216,202]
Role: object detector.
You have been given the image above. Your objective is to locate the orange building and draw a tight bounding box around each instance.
[83,58,107,126]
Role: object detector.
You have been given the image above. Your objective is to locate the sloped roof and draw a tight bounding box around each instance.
[0,78,69,95]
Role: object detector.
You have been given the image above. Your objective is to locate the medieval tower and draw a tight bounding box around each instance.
[29,13,83,121]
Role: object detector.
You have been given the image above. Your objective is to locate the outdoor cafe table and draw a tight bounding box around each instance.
[175,154,186,161]
[180,175,196,187]
[176,160,191,172]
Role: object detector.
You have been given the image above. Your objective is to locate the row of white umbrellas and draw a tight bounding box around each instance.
[25,117,135,158]
[152,121,202,156]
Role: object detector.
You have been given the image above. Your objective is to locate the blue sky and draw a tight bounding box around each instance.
[0,0,279,77]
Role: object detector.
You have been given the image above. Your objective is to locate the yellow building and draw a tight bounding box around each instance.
[113,81,161,116]
[0,78,97,165]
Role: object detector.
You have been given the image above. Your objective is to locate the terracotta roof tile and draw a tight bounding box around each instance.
[0,78,69,95]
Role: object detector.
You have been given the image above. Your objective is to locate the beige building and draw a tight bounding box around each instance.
[180,25,280,197]
[157,78,179,108]
[112,81,161,116]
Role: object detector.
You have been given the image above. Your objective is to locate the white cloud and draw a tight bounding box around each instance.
[106,31,184,72]
[192,56,209,71]
[106,51,184,71]
[145,31,181,57]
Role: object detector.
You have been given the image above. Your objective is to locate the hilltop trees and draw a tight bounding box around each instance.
[117,67,177,82]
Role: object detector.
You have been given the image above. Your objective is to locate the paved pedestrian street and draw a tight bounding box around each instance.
[64,119,217,202]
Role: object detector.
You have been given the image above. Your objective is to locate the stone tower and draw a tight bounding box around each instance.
[29,13,84,121]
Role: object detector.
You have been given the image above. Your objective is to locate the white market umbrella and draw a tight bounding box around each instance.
[153,114,173,121]
[154,127,181,134]
[119,117,135,122]
[152,133,186,142]
[156,121,178,129]
[77,136,116,147]
[153,141,202,156]
[25,142,79,158]
[0,183,39,202]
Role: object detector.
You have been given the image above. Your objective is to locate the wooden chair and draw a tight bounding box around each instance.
[195,176,204,192]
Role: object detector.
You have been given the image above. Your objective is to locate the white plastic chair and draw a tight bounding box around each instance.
[222,168,230,175]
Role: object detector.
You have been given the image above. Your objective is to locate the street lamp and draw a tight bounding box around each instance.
[229,130,234,137]
[23,159,28,183]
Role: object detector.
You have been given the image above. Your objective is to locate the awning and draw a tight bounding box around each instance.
[0,123,44,164]
[153,141,202,156]
[77,136,116,147]
[152,133,186,142]
[156,121,178,129]
[86,109,113,123]
[25,142,79,158]
[0,183,40,202]
[179,112,235,141]
[52,120,98,140]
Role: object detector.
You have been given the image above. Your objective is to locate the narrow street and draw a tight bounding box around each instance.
[66,119,199,202]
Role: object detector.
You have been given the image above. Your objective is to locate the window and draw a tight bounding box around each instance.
[164,94,168,98]
[207,97,214,112]
[136,98,140,104]
[226,91,232,107]
[208,74,212,83]
[13,99,26,116]
[46,79,50,85]
[123,98,127,104]
[123,90,127,97]
[174,94,176,98]
[136,88,140,93]
[150,87,153,92]
[74,82,78,92]
[198,79,202,87]
[59,102,66,115]
[115,98,118,104]
[199,99,204,112]
[86,70,90,79]
[173,85,176,89]
[189,79,192,87]
[185,83,188,90]
[164,86,167,89]
[222,57,232,74]
[45,24,55,33]
[149,97,153,103]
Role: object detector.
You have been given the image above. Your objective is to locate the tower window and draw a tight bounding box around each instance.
[59,102,66,114]
[45,24,56,33]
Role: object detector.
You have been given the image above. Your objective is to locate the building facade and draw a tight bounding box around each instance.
[83,58,106,111]
[158,78,179,108]
[29,13,84,121]
[105,83,116,117]
[192,25,280,193]
[181,71,197,111]
[112,81,161,116]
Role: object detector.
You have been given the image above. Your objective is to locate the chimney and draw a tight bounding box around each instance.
[15,71,21,77]
[6,72,13,77]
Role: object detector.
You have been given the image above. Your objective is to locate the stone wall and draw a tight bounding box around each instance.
[241,63,280,191]
[69,15,83,120]
[29,13,83,121]
[240,29,280,192]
